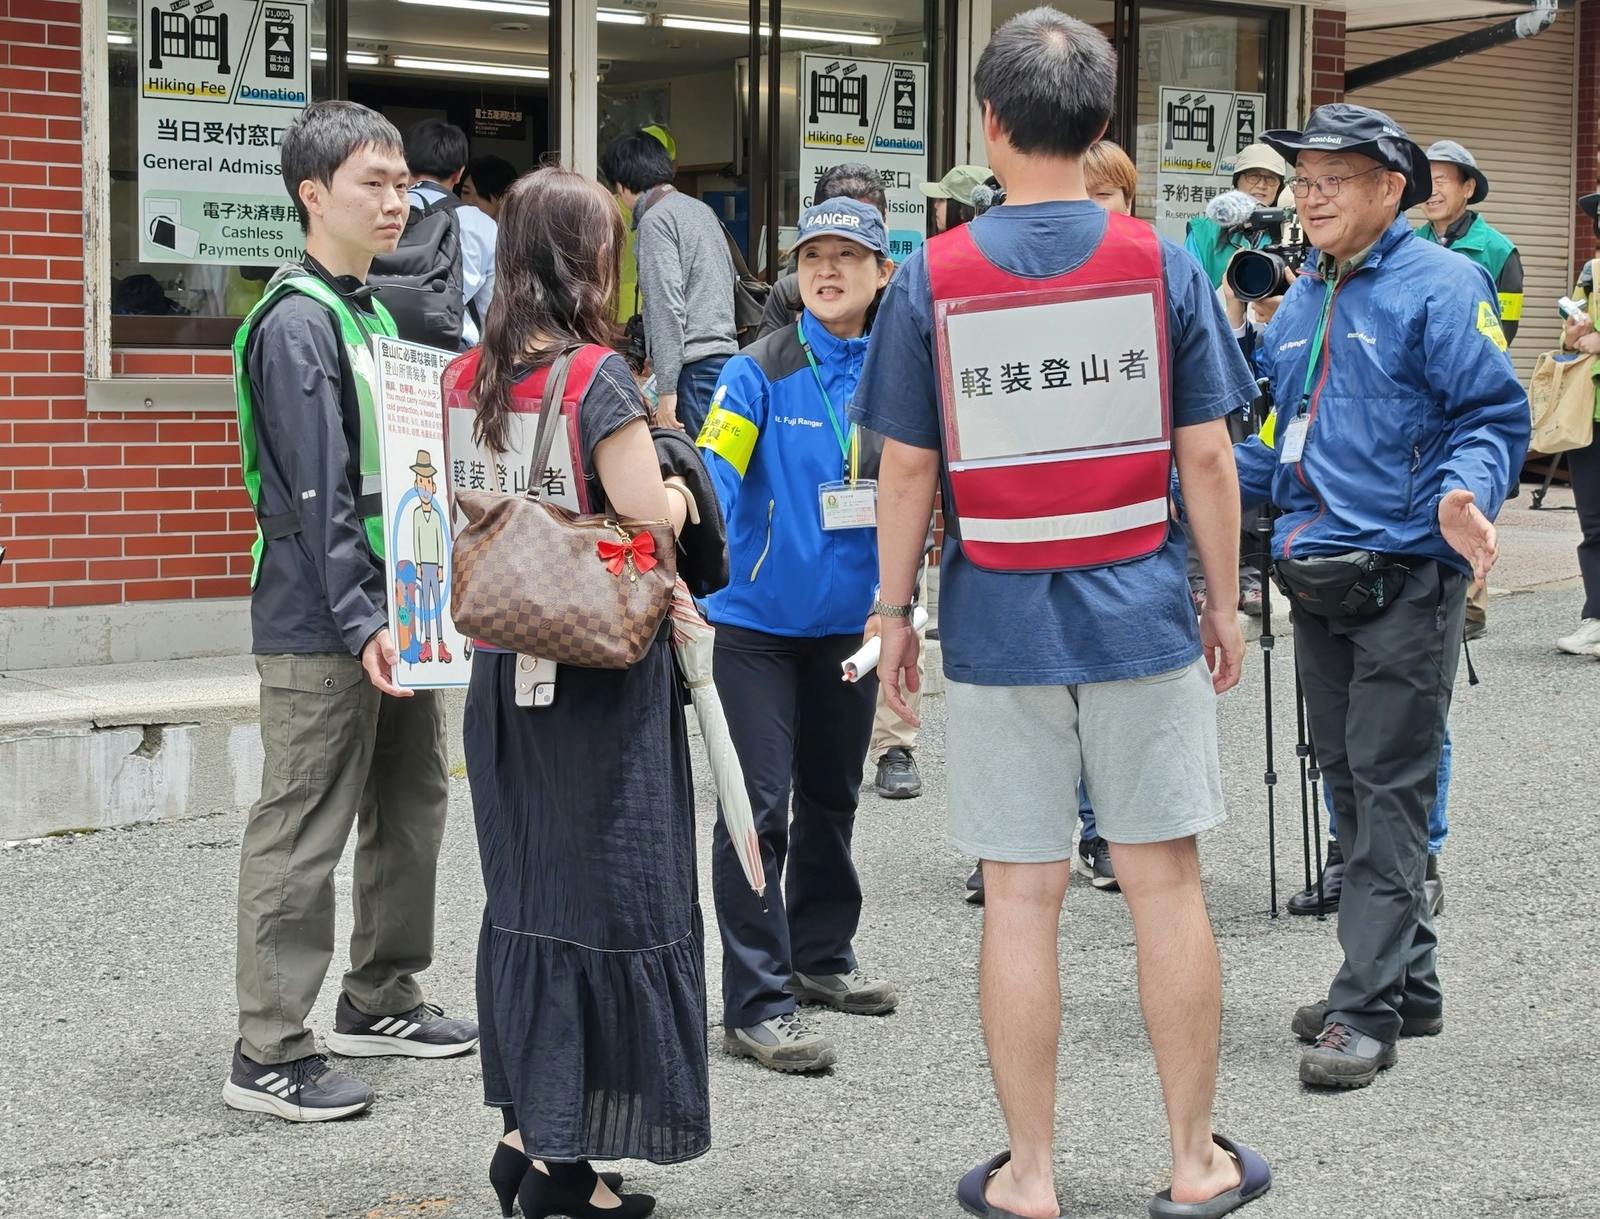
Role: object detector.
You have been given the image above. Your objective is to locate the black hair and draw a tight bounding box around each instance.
[816,162,889,215]
[975,7,1117,159]
[598,130,675,194]
[280,100,404,234]
[404,118,470,181]
[464,154,518,202]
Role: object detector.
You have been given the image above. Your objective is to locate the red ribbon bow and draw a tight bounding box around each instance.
[596,530,658,576]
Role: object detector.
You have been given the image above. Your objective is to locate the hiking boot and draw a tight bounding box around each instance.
[1074,834,1119,891]
[437,640,454,663]
[1556,618,1600,656]
[419,641,433,663]
[873,747,923,800]
[723,1012,837,1073]
[1292,1001,1443,1044]
[325,993,479,1059]
[789,968,899,1016]
[1287,841,1344,915]
[222,1042,373,1123]
[965,863,985,906]
[1426,854,1444,917]
[1299,1022,1397,1089]
[1240,585,1264,617]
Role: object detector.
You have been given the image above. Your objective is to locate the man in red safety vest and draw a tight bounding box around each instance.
[854,10,1268,1219]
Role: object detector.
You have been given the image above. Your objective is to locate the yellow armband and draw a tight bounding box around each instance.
[1497,291,1523,323]
[696,404,759,478]
[1257,409,1277,450]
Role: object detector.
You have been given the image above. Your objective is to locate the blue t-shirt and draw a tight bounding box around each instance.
[851,200,1256,686]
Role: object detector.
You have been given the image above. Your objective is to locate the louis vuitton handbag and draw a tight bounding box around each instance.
[450,346,676,668]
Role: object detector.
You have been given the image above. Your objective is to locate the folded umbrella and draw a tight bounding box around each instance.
[668,580,767,907]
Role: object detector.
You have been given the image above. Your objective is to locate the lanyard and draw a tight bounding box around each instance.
[1296,277,1338,415]
[796,320,859,481]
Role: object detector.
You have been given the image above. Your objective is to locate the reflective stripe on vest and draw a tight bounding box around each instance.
[927,212,1171,573]
[232,266,398,586]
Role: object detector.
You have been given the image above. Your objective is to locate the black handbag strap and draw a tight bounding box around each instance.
[526,347,582,500]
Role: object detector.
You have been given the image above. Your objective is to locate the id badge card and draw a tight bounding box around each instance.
[819,479,877,530]
[1278,415,1310,465]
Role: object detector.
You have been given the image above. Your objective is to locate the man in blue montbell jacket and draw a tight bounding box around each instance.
[697,197,900,1077]
[1235,104,1528,1093]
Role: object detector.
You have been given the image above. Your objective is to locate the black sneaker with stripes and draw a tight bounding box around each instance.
[324,992,479,1059]
[223,1042,373,1123]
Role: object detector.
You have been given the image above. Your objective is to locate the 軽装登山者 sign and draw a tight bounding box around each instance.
[799,54,928,264]
[138,0,310,266]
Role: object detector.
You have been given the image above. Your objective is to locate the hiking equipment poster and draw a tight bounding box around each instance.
[375,338,470,690]
[137,0,309,265]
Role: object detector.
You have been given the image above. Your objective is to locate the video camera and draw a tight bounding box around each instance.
[1207,190,1309,303]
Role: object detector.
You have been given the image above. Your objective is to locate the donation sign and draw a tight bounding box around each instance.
[137,0,310,266]
[798,53,928,264]
[937,287,1166,464]
[375,337,470,690]
[1154,85,1268,244]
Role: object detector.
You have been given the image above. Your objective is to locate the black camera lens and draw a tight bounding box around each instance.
[1228,250,1289,303]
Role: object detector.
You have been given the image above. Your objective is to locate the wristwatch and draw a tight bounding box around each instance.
[871,599,914,618]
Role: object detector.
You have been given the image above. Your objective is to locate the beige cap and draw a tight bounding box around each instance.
[1232,143,1289,183]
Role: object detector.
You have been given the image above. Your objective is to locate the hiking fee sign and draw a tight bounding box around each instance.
[798,54,928,264]
[1153,86,1267,244]
[137,0,310,266]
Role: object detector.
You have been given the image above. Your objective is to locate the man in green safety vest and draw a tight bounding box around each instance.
[1415,138,1525,640]
[224,100,477,1126]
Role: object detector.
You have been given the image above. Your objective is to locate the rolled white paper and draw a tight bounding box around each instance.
[842,606,930,682]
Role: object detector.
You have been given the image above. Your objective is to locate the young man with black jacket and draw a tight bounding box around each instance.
[225,101,477,1124]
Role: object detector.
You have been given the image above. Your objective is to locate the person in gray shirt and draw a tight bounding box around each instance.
[601,130,737,438]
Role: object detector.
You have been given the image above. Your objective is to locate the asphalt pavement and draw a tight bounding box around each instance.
[2,571,1596,1219]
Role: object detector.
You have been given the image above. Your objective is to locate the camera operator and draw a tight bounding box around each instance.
[1234,104,1527,1091]
[1185,144,1289,292]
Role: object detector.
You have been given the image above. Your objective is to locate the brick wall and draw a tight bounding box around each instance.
[0,2,253,611]
[1578,0,1598,267]
[1310,8,1346,109]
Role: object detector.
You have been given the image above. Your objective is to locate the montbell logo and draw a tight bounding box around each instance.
[808,212,862,228]
[1306,135,1344,145]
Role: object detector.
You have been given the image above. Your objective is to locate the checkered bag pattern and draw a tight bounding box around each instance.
[451,490,676,669]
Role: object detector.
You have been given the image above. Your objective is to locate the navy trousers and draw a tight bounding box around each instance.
[710,624,876,1029]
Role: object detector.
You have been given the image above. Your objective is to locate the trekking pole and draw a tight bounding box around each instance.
[1255,502,1279,918]
[1294,656,1314,894]
[1306,719,1327,923]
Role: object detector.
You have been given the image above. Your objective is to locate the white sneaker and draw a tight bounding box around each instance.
[1555,618,1600,656]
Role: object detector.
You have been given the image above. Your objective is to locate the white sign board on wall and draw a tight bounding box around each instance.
[798,53,928,264]
[1154,85,1268,244]
[137,0,309,266]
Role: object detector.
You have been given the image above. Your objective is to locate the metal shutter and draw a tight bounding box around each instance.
[1346,12,1577,382]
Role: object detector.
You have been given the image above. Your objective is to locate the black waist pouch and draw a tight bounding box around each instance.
[1274,550,1410,620]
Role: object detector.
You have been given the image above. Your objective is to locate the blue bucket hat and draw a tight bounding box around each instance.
[1425,139,1489,205]
[1262,103,1431,210]
[794,197,889,257]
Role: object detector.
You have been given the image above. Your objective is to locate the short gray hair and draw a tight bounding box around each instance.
[975,8,1117,158]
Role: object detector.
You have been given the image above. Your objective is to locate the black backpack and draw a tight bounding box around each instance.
[369,191,477,350]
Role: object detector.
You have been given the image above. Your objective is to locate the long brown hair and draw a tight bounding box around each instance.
[472,166,625,453]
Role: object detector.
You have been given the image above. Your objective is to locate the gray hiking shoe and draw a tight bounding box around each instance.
[1292,1001,1443,1044]
[789,968,899,1016]
[1299,1021,1397,1089]
[723,1012,837,1073]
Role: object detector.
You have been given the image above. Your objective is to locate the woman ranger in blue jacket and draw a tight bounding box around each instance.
[697,198,898,1074]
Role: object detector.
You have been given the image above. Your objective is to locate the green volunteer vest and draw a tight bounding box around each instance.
[232,266,398,586]
[1414,213,1519,320]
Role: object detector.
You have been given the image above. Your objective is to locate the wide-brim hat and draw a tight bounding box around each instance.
[410,449,437,477]
[1263,103,1431,210]
[1424,139,1489,205]
[1580,193,1600,220]
[1232,143,1288,184]
[918,165,989,205]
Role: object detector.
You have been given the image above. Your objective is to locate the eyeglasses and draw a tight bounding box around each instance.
[1285,166,1387,199]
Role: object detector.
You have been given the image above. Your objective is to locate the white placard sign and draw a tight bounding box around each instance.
[798,53,928,264]
[375,337,469,690]
[940,291,1165,464]
[1154,86,1268,245]
[444,409,583,528]
[137,0,310,265]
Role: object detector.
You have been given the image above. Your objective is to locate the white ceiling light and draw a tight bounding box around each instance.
[660,15,881,44]
[108,31,134,45]
[395,0,643,19]
[393,55,549,79]
[309,49,385,65]
[598,8,649,23]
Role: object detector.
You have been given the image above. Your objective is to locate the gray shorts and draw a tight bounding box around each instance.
[946,658,1226,862]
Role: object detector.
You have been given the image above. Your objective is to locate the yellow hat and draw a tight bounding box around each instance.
[642,124,676,161]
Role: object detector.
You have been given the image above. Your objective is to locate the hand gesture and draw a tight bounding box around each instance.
[654,391,685,433]
[1199,606,1244,695]
[876,619,922,728]
[1565,313,1596,349]
[1438,488,1498,583]
[361,627,413,698]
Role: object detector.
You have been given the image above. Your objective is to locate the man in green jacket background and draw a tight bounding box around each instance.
[1415,138,1524,640]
